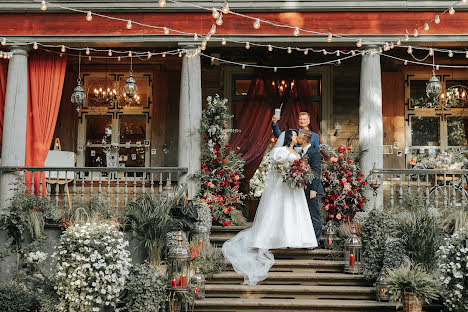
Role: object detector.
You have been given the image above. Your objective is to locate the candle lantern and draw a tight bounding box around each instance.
[192,267,206,300]
[368,163,383,197]
[167,231,191,292]
[192,222,209,257]
[376,272,390,302]
[123,72,138,100]
[344,226,362,274]
[323,222,336,249]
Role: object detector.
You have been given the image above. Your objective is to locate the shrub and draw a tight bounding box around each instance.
[0,281,37,312]
[191,244,226,278]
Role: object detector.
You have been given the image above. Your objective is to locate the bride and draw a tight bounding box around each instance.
[222,129,317,286]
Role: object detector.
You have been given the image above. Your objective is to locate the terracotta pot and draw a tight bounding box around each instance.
[402,292,423,312]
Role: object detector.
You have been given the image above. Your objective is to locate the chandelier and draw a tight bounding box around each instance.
[92,86,119,106]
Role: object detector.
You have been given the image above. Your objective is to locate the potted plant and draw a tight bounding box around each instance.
[386,262,439,312]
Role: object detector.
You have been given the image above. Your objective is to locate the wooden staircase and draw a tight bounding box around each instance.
[194,225,397,312]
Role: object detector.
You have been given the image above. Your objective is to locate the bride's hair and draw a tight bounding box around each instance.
[283,130,297,147]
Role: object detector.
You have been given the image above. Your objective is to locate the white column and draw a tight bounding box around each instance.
[0,46,29,213]
[178,47,202,199]
[359,47,383,210]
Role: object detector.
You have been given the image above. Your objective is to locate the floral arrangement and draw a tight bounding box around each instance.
[437,228,468,312]
[53,223,131,312]
[192,95,246,227]
[249,149,273,198]
[321,144,367,224]
[413,148,467,170]
[279,157,318,189]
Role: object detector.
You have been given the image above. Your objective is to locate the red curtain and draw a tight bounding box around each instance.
[229,72,321,185]
[25,54,67,195]
[0,59,8,149]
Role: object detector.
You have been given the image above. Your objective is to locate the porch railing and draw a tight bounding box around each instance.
[0,166,188,210]
[370,168,468,209]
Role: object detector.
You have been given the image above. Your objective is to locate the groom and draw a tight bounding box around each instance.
[272,111,320,149]
[297,130,324,247]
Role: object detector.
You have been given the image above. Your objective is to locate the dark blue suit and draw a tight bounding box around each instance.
[304,145,324,244]
[272,123,320,149]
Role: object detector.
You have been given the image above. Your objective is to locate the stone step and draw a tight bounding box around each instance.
[207,272,370,286]
[224,259,345,273]
[272,248,343,260]
[205,284,376,300]
[194,298,396,312]
[211,225,251,233]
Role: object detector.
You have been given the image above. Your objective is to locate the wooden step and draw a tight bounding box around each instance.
[207,272,370,286]
[194,298,397,312]
[224,259,345,273]
[205,284,376,300]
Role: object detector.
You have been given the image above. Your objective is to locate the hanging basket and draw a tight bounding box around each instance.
[402,292,423,312]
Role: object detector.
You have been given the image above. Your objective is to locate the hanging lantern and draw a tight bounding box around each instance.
[167,231,191,292]
[344,226,362,274]
[192,222,209,257]
[123,72,138,100]
[368,163,382,197]
[323,222,336,249]
[426,74,442,101]
[192,267,206,300]
[71,79,86,110]
[376,272,390,301]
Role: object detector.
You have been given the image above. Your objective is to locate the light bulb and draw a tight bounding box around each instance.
[40,0,47,11]
[304,49,308,55]
[210,25,216,34]
[378,47,383,53]
[253,19,261,29]
[287,47,292,54]
[429,48,434,56]
[128,51,132,57]
[293,27,300,37]
[274,67,277,72]
[221,38,226,45]
[222,3,229,14]
[268,44,273,52]
[85,48,90,55]
[327,32,332,42]
[436,65,439,70]
[159,0,166,8]
[242,64,245,69]
[448,50,453,57]
[323,50,327,55]
[33,42,38,50]
[306,65,310,70]
[336,50,340,56]
[212,8,219,19]
[88,56,92,61]
[178,52,182,58]
[201,41,207,50]
[449,7,455,15]
[337,60,341,65]
[193,33,198,41]
[108,49,112,56]
[147,51,152,59]
[405,34,409,41]
[413,29,419,37]
[384,43,390,51]
[397,39,401,46]
[1,38,5,46]
[162,52,166,58]
[206,33,211,41]
[424,23,429,31]
[390,42,395,49]
[356,39,362,48]
[86,11,93,22]
[407,46,412,54]
[404,60,408,65]
[126,20,132,29]
[361,51,365,56]
[118,56,121,61]
[216,17,223,26]
[351,50,356,56]
[164,27,169,35]
[245,42,250,49]
[466,51,468,58]
[435,15,440,24]
[61,45,66,53]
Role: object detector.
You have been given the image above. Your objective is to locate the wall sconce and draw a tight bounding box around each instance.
[334,123,340,136]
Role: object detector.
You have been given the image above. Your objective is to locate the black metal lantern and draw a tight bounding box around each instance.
[376,273,390,301]
[71,79,86,110]
[324,222,336,249]
[426,73,442,101]
[344,226,362,274]
[123,72,138,100]
[167,231,191,292]
[192,267,206,300]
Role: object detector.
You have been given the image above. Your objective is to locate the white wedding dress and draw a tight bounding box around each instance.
[222,146,318,286]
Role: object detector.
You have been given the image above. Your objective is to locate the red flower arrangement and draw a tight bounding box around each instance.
[279,157,318,189]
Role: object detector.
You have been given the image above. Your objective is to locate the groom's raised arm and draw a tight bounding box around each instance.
[272,115,281,138]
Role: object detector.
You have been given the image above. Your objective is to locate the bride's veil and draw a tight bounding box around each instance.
[274,132,285,148]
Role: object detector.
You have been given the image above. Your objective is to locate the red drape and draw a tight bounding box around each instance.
[229,72,321,185]
[0,59,8,149]
[25,54,67,195]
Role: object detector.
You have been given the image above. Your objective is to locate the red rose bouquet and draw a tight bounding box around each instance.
[280,157,318,189]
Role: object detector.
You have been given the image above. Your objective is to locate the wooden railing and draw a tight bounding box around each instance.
[370,168,468,209]
[0,166,188,210]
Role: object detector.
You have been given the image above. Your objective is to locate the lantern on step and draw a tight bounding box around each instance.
[344,226,362,274]
[192,267,206,300]
[192,222,209,257]
[323,222,336,249]
[167,231,191,292]
[376,272,390,302]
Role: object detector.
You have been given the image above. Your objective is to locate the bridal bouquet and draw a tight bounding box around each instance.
[280,157,318,189]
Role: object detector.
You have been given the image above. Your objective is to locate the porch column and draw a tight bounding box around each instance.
[178,46,202,199]
[0,46,29,213]
[359,47,383,210]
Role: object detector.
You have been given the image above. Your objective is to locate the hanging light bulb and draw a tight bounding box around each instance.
[268,44,273,52]
[287,47,292,54]
[449,7,455,15]
[404,60,408,65]
[356,39,362,48]
[164,27,169,35]
[378,47,383,54]
[222,3,229,14]
[221,38,227,45]
[390,42,395,49]
[327,32,333,42]
[162,52,166,58]
[211,8,220,19]
[466,51,468,58]
[429,48,434,56]
[253,19,261,29]
[384,43,390,51]
[351,50,356,56]
[293,27,300,37]
[147,51,152,59]
[397,39,401,46]
[193,33,198,41]
[242,64,246,69]
[33,42,38,50]
[337,59,341,65]
[448,50,453,57]
[424,23,429,31]
[407,46,413,54]
[413,29,419,37]
[436,65,439,70]
[245,42,250,49]
[61,45,66,53]
[306,65,310,70]
[210,25,216,34]
[126,20,132,29]
[323,50,328,55]
[108,49,112,56]
[178,52,182,58]
[1,37,5,46]
[128,51,132,57]
[405,34,409,41]
[85,47,90,55]
[336,50,340,56]
[117,56,121,61]
[216,16,223,26]
[435,15,440,24]
[304,49,309,55]
[40,0,47,11]
[201,41,207,50]
[159,0,166,7]
[86,11,93,22]
[361,50,366,56]
[206,33,211,41]
[88,56,92,61]
[274,67,277,72]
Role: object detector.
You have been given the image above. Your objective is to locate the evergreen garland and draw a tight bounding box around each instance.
[192,95,246,226]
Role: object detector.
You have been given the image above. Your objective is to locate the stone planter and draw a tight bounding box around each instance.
[402,292,423,312]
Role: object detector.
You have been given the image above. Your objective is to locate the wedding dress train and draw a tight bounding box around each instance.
[222,146,318,286]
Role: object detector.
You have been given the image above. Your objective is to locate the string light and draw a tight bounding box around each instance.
[253,18,261,29]
[336,50,340,56]
[429,48,434,56]
[390,42,395,49]
[268,44,273,52]
[33,42,38,50]
[164,27,169,35]
[158,0,166,8]
[40,0,47,11]
[449,7,455,15]
[193,33,198,41]
[86,11,93,22]
[274,67,277,72]
[216,16,223,26]
[210,25,216,35]
[404,60,408,65]
[397,39,401,46]
[448,50,453,57]
[242,64,246,69]
[435,15,441,24]
[351,50,356,56]
[221,38,226,45]
[126,20,132,30]
[147,51,152,59]
[245,42,250,49]
[162,52,166,58]
[128,51,132,57]
[306,65,310,70]
[436,65,440,70]
[466,51,468,58]
[1,38,6,46]
[405,34,409,41]
[337,59,341,65]
[212,8,220,19]
[424,23,429,31]
[356,39,362,48]
[323,50,327,55]
[287,47,292,54]
[413,29,419,37]
[61,45,66,53]
[85,48,90,55]
[304,49,308,55]
[88,56,92,61]
[108,49,112,56]
[117,56,121,61]
[178,51,182,57]
[407,46,413,54]
[327,32,333,42]
[222,3,229,14]
[293,27,300,37]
